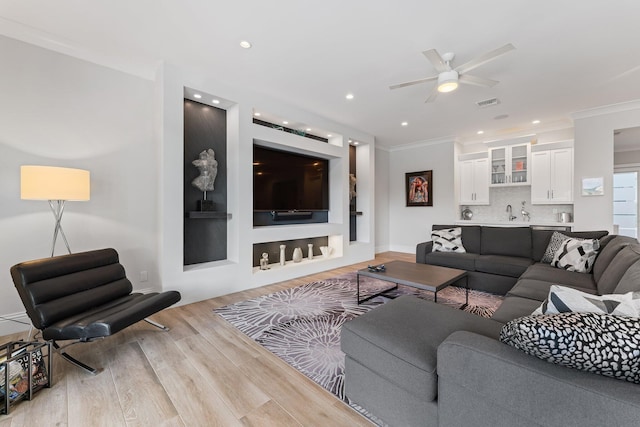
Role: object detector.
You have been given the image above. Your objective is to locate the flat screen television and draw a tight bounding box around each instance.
[253,145,329,212]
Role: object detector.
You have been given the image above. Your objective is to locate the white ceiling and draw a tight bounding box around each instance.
[2,1,640,149]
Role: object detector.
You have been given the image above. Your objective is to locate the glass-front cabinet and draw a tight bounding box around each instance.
[489,143,531,186]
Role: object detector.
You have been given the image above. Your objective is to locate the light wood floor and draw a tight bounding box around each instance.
[0,252,413,426]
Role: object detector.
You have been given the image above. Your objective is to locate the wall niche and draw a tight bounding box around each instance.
[183,99,228,265]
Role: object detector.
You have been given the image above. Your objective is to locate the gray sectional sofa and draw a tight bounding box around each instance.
[341,225,640,427]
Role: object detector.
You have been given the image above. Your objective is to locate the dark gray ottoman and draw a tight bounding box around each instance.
[341,295,503,426]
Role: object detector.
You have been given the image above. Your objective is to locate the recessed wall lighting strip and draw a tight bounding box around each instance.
[252,118,329,143]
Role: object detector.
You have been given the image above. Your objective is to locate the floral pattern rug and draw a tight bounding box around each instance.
[213,272,503,402]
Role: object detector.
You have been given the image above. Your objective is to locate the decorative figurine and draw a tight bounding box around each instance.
[293,247,303,263]
[308,243,314,260]
[280,245,286,266]
[521,201,531,222]
[260,252,269,270]
[349,174,357,201]
[191,148,218,211]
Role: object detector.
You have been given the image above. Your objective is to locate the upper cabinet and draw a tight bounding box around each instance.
[459,156,490,205]
[531,147,573,204]
[489,143,531,186]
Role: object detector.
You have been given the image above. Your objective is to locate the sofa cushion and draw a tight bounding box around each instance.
[532,285,640,317]
[507,278,597,302]
[432,227,466,253]
[597,244,640,295]
[500,312,640,384]
[340,295,503,402]
[520,263,597,291]
[481,227,531,259]
[491,295,543,324]
[424,251,478,271]
[551,237,600,273]
[615,259,640,294]
[433,225,481,254]
[475,255,534,278]
[532,229,608,263]
[592,236,638,283]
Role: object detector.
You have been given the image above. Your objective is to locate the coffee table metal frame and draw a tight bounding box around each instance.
[356,260,468,306]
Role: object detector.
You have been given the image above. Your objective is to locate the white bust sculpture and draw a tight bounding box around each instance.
[191,149,218,193]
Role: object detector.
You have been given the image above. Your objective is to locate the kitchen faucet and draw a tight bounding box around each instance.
[506,204,517,221]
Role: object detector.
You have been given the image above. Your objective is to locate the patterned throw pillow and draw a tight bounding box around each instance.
[531,285,640,317]
[551,237,600,273]
[541,232,571,263]
[431,228,466,253]
[500,312,640,384]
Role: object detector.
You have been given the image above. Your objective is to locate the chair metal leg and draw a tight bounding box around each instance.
[144,317,170,331]
[52,341,102,375]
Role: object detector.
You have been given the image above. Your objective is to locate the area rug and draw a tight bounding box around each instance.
[213,272,503,411]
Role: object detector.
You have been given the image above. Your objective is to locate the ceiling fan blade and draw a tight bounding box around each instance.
[425,86,439,103]
[423,49,450,73]
[459,74,499,88]
[389,75,438,90]
[454,43,515,75]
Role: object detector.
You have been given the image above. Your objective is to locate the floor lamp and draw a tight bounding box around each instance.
[20,166,91,257]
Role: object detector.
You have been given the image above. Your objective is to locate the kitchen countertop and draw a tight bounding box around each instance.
[455,220,574,227]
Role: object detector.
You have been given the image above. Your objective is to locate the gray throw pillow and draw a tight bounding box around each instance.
[531,285,640,317]
[500,312,640,384]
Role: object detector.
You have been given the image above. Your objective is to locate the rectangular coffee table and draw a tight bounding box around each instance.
[356,260,468,306]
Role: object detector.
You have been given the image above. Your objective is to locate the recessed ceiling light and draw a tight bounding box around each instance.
[283,121,289,125]
[240,40,252,49]
[306,128,311,131]
[345,93,354,100]
[327,134,332,137]
[353,141,360,146]
[401,122,408,126]
[348,139,352,143]
[254,112,261,116]
[212,99,220,104]
[532,119,541,124]
[477,130,484,135]
[193,94,202,99]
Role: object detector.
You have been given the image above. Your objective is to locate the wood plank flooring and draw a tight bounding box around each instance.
[0,252,413,426]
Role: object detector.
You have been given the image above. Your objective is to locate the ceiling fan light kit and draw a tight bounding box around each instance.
[437,70,459,93]
[390,43,515,102]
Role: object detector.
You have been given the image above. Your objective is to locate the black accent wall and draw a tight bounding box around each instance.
[183,99,228,265]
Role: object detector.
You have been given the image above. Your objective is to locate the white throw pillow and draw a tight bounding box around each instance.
[531,285,640,317]
[431,227,466,253]
[551,237,599,273]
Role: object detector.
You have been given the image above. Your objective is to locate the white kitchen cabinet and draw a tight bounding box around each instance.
[489,143,531,186]
[531,148,573,204]
[459,158,489,205]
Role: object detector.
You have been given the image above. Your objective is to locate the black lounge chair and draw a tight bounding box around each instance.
[10,248,181,374]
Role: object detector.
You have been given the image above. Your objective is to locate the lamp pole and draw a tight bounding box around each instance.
[48,200,72,257]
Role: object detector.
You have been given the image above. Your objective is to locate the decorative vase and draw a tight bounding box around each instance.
[260,252,269,270]
[279,245,286,266]
[308,243,314,260]
[293,247,303,263]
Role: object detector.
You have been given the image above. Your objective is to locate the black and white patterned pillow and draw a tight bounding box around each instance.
[431,228,466,253]
[551,237,599,273]
[541,231,571,263]
[501,312,640,384]
[531,285,640,317]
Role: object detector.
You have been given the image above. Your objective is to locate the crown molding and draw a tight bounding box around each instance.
[571,99,640,120]
[385,136,457,152]
[0,16,158,80]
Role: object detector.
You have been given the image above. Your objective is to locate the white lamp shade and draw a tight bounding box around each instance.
[21,166,90,201]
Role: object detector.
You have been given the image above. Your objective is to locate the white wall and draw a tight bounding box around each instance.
[0,36,378,334]
[374,147,390,252]
[387,141,457,253]
[615,149,640,166]
[572,101,640,231]
[0,36,158,333]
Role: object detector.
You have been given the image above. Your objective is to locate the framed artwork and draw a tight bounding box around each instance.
[406,171,433,206]
[581,177,604,196]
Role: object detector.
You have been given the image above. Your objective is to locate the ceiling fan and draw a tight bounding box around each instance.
[389,43,516,103]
